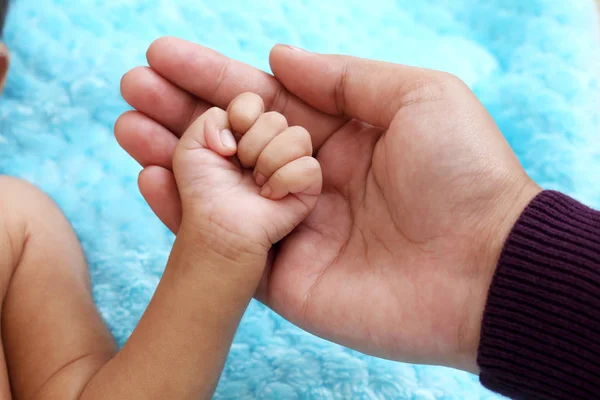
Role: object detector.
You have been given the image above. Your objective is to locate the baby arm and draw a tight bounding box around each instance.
[63,93,319,399]
[0,93,320,399]
[0,177,117,399]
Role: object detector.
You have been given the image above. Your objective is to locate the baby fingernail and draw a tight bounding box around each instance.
[255,172,266,186]
[219,129,236,150]
[260,184,272,198]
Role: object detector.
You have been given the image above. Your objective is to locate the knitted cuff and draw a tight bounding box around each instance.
[478,191,600,399]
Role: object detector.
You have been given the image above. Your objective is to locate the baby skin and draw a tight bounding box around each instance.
[0,93,321,399]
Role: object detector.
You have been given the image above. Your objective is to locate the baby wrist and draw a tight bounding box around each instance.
[171,222,269,281]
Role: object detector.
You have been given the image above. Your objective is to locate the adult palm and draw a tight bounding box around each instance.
[116,37,539,373]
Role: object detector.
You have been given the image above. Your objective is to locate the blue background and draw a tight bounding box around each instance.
[1,0,598,398]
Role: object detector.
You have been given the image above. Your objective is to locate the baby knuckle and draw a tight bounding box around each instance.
[298,157,321,179]
[287,126,313,153]
[238,141,264,167]
[271,168,286,184]
[206,106,225,117]
[239,92,263,104]
[260,111,288,130]
[237,146,256,167]
[262,151,282,166]
[301,155,320,170]
[229,111,254,133]
[230,93,263,115]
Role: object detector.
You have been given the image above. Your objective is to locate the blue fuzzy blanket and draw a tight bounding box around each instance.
[1,0,599,398]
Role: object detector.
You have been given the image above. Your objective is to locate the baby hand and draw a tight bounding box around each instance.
[173,93,322,265]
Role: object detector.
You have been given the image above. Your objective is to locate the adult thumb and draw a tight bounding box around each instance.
[269,44,452,128]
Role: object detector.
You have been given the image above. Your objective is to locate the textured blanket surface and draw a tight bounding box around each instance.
[1,0,599,398]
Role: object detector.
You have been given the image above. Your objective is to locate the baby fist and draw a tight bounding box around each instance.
[173,93,322,264]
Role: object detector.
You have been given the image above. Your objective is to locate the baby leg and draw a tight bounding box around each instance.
[0,176,115,398]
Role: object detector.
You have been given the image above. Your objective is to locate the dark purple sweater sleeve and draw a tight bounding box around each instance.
[477,190,600,400]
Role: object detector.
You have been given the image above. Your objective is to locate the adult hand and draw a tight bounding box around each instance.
[115,37,540,373]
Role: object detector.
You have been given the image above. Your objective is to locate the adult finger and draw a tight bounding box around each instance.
[269,44,455,128]
[138,166,182,234]
[146,37,346,150]
[121,67,210,136]
[114,111,178,169]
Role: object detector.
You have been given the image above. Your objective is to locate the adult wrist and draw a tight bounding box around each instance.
[455,180,541,374]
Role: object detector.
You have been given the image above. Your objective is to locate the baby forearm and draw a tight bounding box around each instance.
[0,178,263,399]
[80,227,264,399]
